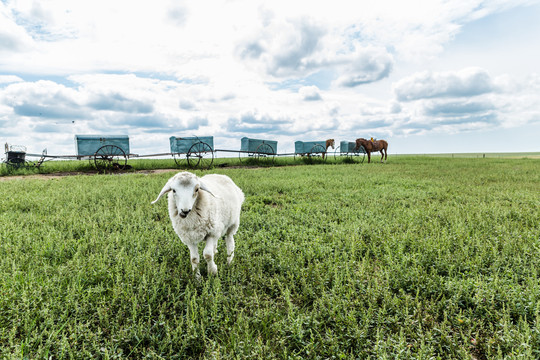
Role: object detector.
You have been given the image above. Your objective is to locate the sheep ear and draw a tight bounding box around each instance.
[151,181,172,204]
[200,181,218,198]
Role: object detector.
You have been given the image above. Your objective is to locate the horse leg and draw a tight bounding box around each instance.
[380,150,384,163]
[367,151,371,163]
[384,147,387,162]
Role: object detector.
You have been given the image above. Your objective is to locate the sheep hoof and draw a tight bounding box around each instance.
[208,264,218,275]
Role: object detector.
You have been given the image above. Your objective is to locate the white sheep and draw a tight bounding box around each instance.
[151,171,244,277]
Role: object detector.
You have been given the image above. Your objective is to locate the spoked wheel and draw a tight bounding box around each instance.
[173,153,187,167]
[93,145,127,170]
[7,158,27,169]
[358,152,366,163]
[254,143,275,165]
[310,144,326,161]
[187,142,214,169]
[334,146,341,161]
[355,146,366,163]
[238,150,254,164]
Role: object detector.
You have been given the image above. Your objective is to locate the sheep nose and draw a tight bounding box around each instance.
[180,209,191,217]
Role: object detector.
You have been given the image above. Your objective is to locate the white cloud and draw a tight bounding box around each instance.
[0,75,22,84]
[335,46,394,87]
[237,16,326,78]
[393,67,494,101]
[422,98,495,116]
[299,86,322,101]
[2,80,83,118]
[0,3,34,52]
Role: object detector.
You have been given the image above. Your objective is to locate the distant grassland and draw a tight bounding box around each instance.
[1,151,539,177]
[0,155,306,177]
[406,152,540,159]
[1,157,539,358]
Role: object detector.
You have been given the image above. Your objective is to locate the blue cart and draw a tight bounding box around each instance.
[335,140,366,163]
[294,140,328,161]
[75,135,130,169]
[169,136,214,169]
[239,137,277,164]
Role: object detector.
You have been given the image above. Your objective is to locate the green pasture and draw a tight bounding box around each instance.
[2,151,539,177]
[1,157,539,358]
[0,154,326,177]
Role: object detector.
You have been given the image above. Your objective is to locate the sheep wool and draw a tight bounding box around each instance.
[152,172,244,277]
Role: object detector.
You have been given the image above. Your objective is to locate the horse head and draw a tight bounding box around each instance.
[355,138,368,151]
[326,139,335,150]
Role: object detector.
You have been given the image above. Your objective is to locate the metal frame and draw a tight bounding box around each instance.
[3,144,28,169]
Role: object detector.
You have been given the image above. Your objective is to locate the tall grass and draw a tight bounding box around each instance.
[1,157,539,358]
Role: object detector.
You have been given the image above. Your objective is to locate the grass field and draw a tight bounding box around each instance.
[1,157,539,358]
[1,152,539,177]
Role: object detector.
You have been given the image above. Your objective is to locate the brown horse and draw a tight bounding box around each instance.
[322,139,335,159]
[355,138,388,163]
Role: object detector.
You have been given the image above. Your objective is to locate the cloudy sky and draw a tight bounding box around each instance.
[1,0,540,156]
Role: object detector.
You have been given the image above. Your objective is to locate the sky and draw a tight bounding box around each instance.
[1,0,540,157]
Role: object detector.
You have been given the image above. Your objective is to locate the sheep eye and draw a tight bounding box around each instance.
[172,189,176,193]
[195,188,199,192]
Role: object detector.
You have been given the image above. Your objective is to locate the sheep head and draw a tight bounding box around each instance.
[151,172,216,218]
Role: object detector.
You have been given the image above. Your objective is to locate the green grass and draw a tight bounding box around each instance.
[0,154,346,177]
[1,157,539,358]
[0,155,269,175]
[2,152,538,177]
[403,152,540,159]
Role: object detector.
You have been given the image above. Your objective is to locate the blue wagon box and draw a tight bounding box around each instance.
[169,136,214,154]
[340,141,365,154]
[240,137,277,154]
[75,135,130,156]
[294,141,326,154]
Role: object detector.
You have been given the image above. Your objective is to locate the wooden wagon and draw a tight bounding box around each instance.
[169,136,214,169]
[239,137,277,164]
[75,135,130,170]
[294,141,327,161]
[334,141,366,163]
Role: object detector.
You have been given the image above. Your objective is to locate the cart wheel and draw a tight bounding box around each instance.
[254,143,275,165]
[238,150,255,164]
[7,158,26,168]
[173,153,188,168]
[187,142,214,169]
[356,146,366,163]
[239,150,260,164]
[310,144,326,161]
[359,152,366,163]
[94,145,127,170]
[333,146,341,161]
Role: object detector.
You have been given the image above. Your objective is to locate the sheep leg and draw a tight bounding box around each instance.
[187,244,201,278]
[203,237,218,275]
[225,224,238,265]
